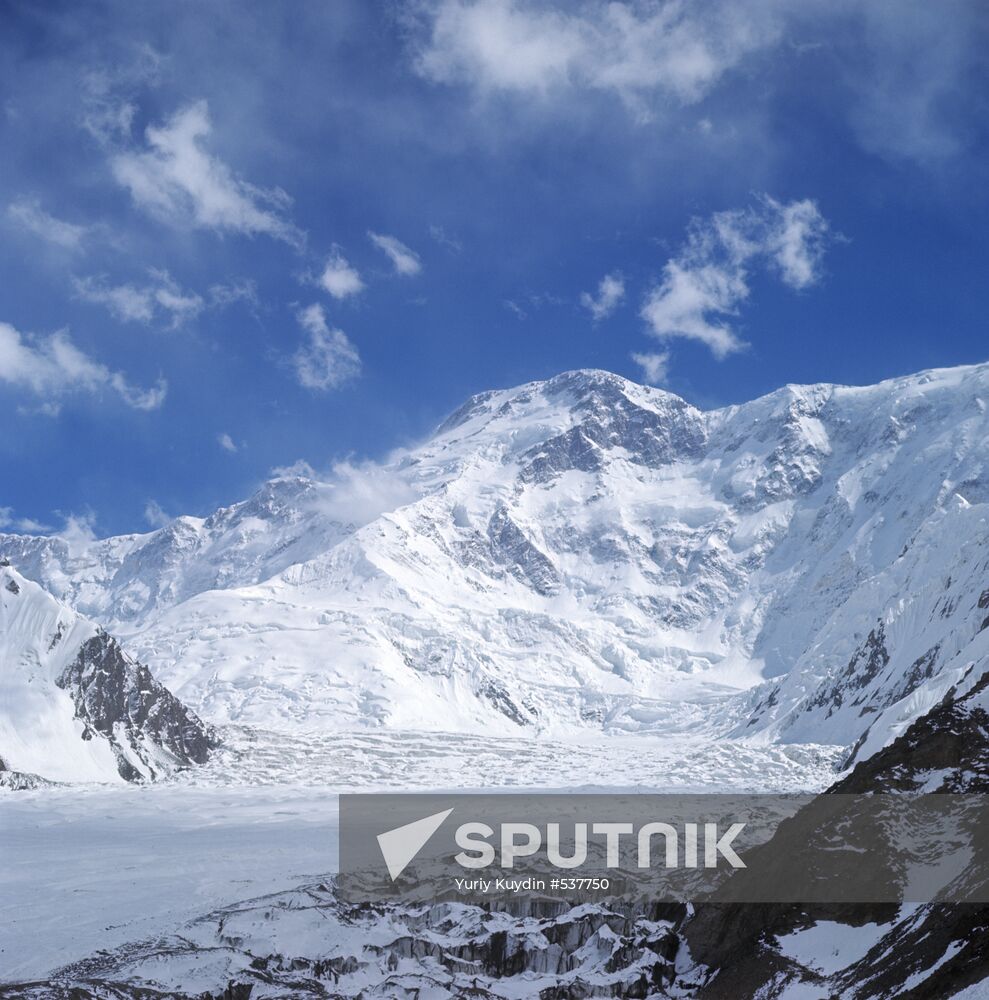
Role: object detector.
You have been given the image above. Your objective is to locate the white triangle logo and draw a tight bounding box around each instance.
[376,807,454,881]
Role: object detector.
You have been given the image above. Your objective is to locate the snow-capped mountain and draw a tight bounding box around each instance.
[0,561,216,784]
[4,363,989,760]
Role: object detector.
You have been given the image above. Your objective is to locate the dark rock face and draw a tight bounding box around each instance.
[0,769,57,790]
[684,669,989,998]
[519,372,707,484]
[487,503,559,596]
[55,629,217,782]
[803,622,890,720]
[834,668,989,795]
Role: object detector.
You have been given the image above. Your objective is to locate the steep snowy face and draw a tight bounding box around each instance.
[0,563,215,784]
[734,366,989,758]
[3,364,989,755]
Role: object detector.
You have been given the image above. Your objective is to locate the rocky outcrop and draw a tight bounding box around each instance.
[0,563,216,784]
[56,629,217,782]
[683,668,989,998]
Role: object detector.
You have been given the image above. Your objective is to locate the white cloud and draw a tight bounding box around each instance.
[293,304,361,391]
[267,456,420,528]
[81,44,162,144]
[631,350,671,384]
[112,100,304,246]
[270,458,318,480]
[319,251,365,299]
[429,224,462,252]
[143,499,172,528]
[58,512,98,555]
[0,320,166,411]
[73,270,204,328]
[417,0,584,93]
[411,2,979,162]
[580,272,625,320]
[767,198,832,289]
[208,279,259,310]
[0,506,52,533]
[7,197,89,250]
[412,0,782,117]
[15,516,51,533]
[641,258,748,359]
[641,195,831,360]
[368,231,422,276]
[315,459,421,528]
[217,432,238,453]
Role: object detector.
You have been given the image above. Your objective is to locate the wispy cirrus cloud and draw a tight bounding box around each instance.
[0,506,52,533]
[7,197,91,250]
[368,231,422,276]
[80,43,163,145]
[839,2,981,165]
[580,272,625,320]
[429,224,462,253]
[0,320,166,412]
[641,195,832,360]
[73,270,204,328]
[111,100,304,247]
[143,499,172,529]
[73,270,258,329]
[410,1,984,165]
[292,304,361,391]
[207,279,259,312]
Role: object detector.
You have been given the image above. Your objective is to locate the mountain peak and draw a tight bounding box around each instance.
[434,367,691,440]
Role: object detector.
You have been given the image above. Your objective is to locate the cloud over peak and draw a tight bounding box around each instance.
[631,350,671,385]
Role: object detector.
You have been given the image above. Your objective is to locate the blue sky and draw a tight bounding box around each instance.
[1,0,988,536]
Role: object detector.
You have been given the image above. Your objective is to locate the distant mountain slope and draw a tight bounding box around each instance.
[3,363,989,757]
[0,562,216,784]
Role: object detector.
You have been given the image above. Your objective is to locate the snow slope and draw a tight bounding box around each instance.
[0,563,215,783]
[3,364,989,759]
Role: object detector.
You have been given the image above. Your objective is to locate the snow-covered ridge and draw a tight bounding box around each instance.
[3,362,989,758]
[0,562,216,783]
